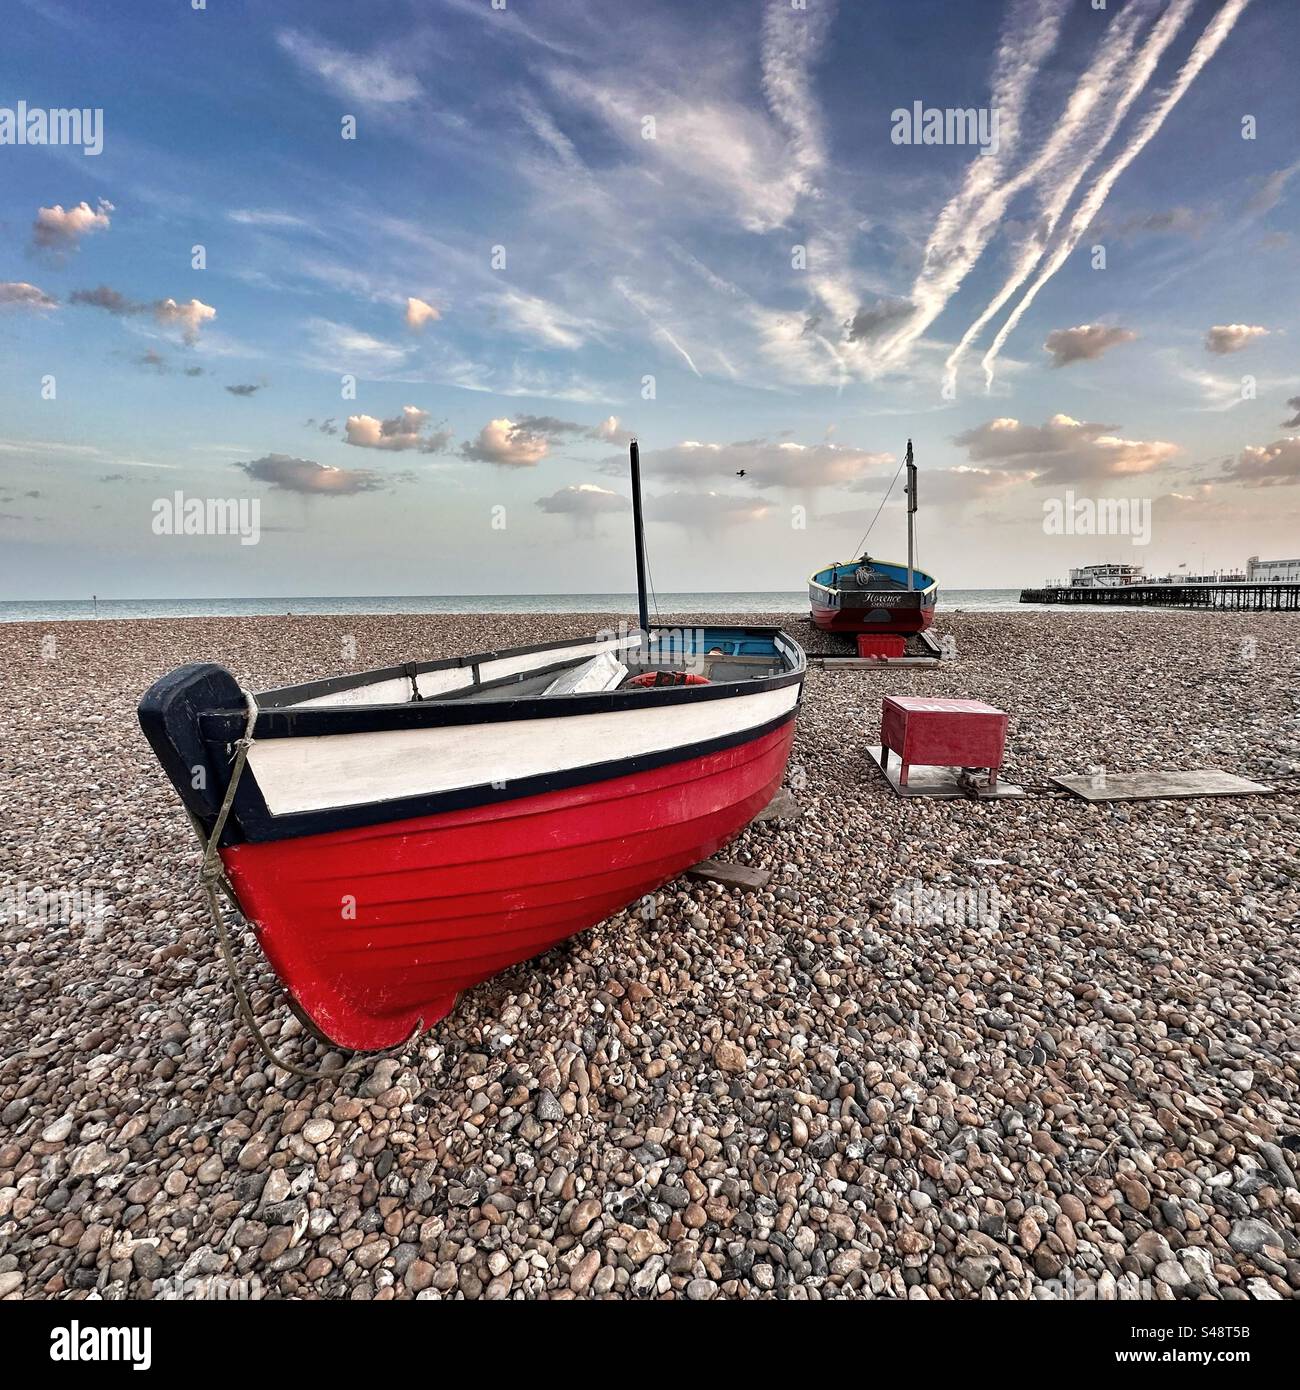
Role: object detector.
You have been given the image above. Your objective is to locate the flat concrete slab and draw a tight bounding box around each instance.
[1050,769,1274,803]
[867,745,1026,799]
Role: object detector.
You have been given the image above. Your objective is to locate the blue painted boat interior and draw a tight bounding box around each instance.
[813,561,936,590]
[650,626,779,657]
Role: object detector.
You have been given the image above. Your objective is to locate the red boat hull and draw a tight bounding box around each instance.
[222,720,795,1050]
[809,601,936,635]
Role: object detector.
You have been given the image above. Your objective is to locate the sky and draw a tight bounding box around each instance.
[1,0,1297,599]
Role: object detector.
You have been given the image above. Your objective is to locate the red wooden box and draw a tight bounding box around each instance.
[857,634,906,659]
[879,696,1008,788]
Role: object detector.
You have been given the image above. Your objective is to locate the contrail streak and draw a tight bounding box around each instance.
[980,0,1252,388]
[761,0,835,193]
[943,0,1196,394]
[873,0,1066,366]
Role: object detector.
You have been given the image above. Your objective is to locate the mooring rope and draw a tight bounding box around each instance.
[197,690,424,1083]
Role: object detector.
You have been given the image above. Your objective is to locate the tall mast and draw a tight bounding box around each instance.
[629,439,651,634]
[905,438,917,592]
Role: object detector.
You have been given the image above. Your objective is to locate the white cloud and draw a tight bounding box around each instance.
[66,286,216,343]
[238,453,390,495]
[31,198,113,250]
[460,418,551,466]
[405,295,440,330]
[344,406,452,453]
[1224,437,1300,486]
[955,413,1178,484]
[536,482,629,517]
[1205,323,1269,355]
[593,416,633,446]
[1043,323,1137,367]
[0,281,57,310]
[154,297,216,344]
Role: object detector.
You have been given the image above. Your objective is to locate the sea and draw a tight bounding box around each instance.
[0,590,1056,623]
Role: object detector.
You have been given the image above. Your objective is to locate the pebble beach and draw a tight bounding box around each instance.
[1,607,1298,1301]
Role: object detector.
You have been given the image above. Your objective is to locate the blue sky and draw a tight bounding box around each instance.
[1,0,1297,598]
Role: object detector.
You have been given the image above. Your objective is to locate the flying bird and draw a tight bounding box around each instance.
[735,469,746,477]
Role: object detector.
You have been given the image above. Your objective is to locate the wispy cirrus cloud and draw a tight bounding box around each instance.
[873,0,1069,370]
[978,0,1251,387]
[276,28,421,104]
[943,0,1193,390]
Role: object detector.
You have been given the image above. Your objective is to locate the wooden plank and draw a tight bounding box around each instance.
[686,859,771,889]
[867,746,1025,800]
[809,655,940,669]
[1050,770,1274,803]
[543,651,626,695]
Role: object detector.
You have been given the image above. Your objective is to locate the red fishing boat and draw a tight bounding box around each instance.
[139,444,806,1052]
[809,440,938,634]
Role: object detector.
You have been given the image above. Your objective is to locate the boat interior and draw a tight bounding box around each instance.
[258,627,802,711]
[812,557,935,593]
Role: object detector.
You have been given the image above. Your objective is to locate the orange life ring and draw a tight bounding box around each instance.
[627,671,711,688]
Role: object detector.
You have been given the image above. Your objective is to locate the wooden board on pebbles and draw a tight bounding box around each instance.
[866,745,1026,799]
[806,629,946,669]
[1050,769,1275,802]
[686,859,771,889]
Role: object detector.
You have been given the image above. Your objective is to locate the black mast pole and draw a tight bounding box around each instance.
[905,438,916,592]
[629,438,651,635]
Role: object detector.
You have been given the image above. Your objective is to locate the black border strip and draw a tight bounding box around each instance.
[223,709,799,844]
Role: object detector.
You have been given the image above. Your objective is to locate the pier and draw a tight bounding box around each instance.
[1019,582,1300,611]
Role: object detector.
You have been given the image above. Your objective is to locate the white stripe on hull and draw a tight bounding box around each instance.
[247,683,799,816]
